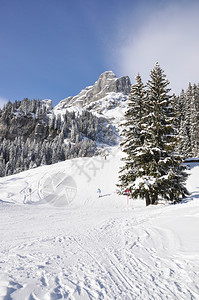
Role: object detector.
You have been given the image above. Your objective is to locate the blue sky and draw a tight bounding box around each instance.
[0,0,199,107]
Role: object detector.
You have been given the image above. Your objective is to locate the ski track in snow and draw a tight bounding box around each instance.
[0,148,199,299]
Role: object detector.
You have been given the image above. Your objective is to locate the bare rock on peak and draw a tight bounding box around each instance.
[56,71,131,110]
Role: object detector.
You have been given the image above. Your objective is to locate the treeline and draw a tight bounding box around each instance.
[175,83,199,157]
[0,98,117,177]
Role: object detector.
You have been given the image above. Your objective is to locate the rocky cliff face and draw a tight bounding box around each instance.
[55,71,131,110]
[0,99,53,142]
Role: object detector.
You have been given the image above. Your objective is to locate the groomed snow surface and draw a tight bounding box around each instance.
[0,147,199,300]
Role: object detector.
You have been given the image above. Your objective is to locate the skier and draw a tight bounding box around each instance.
[97,188,102,198]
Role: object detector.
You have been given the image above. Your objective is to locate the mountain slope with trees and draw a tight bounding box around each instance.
[176,83,199,157]
[0,69,199,179]
[0,98,117,177]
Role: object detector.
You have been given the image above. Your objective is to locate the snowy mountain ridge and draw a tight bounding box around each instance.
[54,71,131,126]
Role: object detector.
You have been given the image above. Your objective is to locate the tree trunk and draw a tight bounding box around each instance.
[145,193,150,206]
[151,195,157,205]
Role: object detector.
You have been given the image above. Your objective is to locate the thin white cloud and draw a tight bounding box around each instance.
[0,97,9,108]
[114,2,199,94]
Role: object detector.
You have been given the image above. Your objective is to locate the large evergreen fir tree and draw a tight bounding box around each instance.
[118,62,189,206]
[117,73,147,197]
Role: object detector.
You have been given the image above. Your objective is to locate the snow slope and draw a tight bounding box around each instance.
[0,147,199,300]
[54,92,128,126]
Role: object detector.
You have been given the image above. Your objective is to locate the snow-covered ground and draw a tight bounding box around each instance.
[0,147,199,300]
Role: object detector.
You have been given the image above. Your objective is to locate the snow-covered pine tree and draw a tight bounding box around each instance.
[118,63,189,206]
[190,94,199,157]
[192,84,199,156]
[178,84,194,157]
[117,73,147,199]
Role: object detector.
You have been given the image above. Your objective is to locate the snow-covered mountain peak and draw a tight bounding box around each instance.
[97,70,116,80]
[54,71,131,124]
[54,71,130,110]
